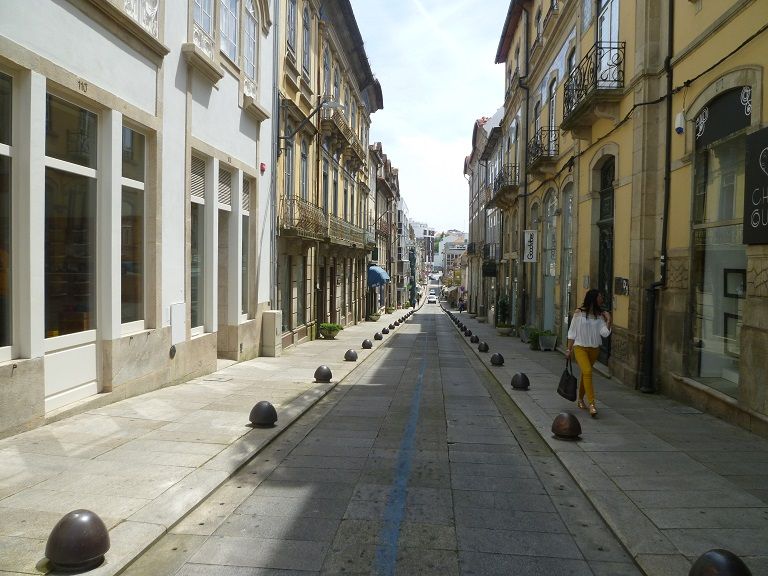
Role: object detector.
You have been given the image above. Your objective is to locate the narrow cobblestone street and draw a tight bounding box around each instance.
[124,305,640,575]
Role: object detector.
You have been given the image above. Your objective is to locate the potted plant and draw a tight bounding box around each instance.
[368,312,380,321]
[385,306,395,314]
[527,326,541,350]
[318,322,343,340]
[538,329,557,351]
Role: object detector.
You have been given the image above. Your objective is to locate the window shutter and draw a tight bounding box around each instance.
[242,178,251,212]
[218,168,232,206]
[191,156,206,199]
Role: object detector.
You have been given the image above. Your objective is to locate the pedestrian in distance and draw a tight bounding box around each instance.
[458,297,465,313]
[565,289,611,417]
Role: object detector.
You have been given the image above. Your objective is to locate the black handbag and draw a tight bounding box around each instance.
[557,358,578,401]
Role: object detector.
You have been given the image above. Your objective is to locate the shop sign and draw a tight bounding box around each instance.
[744,126,768,244]
[523,230,537,262]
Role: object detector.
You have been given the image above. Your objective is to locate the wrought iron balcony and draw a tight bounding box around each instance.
[467,242,476,255]
[376,217,391,237]
[364,230,376,247]
[278,196,328,240]
[527,128,559,173]
[321,107,353,150]
[329,213,365,247]
[562,41,626,137]
[488,164,520,210]
[483,242,500,261]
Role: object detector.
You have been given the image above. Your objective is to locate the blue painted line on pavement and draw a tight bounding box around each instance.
[374,336,429,576]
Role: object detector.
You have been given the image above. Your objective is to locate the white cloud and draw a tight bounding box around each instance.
[353,0,509,232]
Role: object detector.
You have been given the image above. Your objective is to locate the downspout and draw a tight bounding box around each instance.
[518,4,531,329]
[270,0,281,311]
[640,0,673,393]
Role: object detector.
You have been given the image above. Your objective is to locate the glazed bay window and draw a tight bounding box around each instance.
[45,95,98,338]
[190,156,206,332]
[220,0,239,62]
[121,127,146,326]
[244,0,259,82]
[0,72,10,349]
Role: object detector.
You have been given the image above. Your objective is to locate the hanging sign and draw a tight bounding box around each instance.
[523,230,537,262]
[744,125,768,244]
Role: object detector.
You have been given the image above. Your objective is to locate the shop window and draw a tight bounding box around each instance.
[121,127,146,326]
[296,255,305,326]
[45,96,98,338]
[190,157,206,331]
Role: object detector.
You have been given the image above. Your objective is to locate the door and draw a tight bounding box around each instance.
[542,191,557,331]
[597,0,619,89]
[548,79,557,155]
[597,158,614,364]
[561,184,574,346]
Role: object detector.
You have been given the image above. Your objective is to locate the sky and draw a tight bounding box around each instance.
[352,0,511,234]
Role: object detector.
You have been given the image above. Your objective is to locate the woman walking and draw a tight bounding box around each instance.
[565,289,611,417]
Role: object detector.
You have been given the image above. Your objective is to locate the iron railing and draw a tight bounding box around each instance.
[483,242,500,261]
[494,164,520,193]
[563,41,625,119]
[279,196,327,240]
[527,128,559,166]
[329,213,364,246]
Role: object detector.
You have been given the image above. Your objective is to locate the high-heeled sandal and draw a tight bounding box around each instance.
[576,399,586,409]
[589,403,597,417]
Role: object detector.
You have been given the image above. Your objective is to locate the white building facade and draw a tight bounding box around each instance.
[0,0,274,437]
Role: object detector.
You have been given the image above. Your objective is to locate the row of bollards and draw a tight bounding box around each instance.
[44,304,751,576]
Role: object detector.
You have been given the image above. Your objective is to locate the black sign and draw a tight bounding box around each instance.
[695,87,751,150]
[744,126,768,244]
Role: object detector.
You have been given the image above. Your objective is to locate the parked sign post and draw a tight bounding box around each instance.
[523,230,538,262]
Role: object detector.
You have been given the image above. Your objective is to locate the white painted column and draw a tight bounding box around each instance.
[228,169,243,325]
[14,71,45,359]
[98,110,122,340]
[204,156,218,333]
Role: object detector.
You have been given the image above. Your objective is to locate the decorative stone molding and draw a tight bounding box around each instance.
[748,256,768,298]
[182,42,224,84]
[666,257,690,290]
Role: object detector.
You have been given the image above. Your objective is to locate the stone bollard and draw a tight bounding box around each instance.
[465,329,472,337]
[46,510,110,572]
[490,353,504,366]
[362,339,373,349]
[374,332,383,340]
[470,335,480,344]
[382,327,390,334]
[689,549,752,576]
[249,401,277,427]
[552,412,581,439]
[344,349,358,362]
[314,365,333,383]
[511,373,530,390]
[478,342,489,353]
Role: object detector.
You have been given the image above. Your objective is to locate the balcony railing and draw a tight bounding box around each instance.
[563,41,625,121]
[329,213,365,246]
[527,127,559,168]
[321,107,353,147]
[376,217,390,237]
[494,164,519,193]
[279,196,328,240]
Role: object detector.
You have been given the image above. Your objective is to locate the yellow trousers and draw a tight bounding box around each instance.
[573,346,600,404]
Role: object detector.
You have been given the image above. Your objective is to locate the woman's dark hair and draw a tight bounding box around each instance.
[579,289,602,317]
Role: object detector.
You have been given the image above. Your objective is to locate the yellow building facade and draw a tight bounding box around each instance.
[275,0,382,347]
[493,0,768,430]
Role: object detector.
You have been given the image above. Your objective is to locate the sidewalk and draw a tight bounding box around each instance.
[445,307,768,576]
[0,308,414,576]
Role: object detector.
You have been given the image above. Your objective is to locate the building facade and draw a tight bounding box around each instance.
[490,0,768,432]
[0,0,275,436]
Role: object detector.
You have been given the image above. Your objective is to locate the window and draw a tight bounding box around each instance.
[279,255,291,331]
[121,126,146,326]
[323,48,331,96]
[242,177,250,315]
[351,102,357,133]
[302,6,311,76]
[244,0,259,81]
[296,255,305,325]
[333,167,339,216]
[514,45,520,75]
[343,176,348,219]
[344,88,350,119]
[194,0,214,38]
[300,139,308,201]
[535,9,542,40]
[567,48,576,77]
[284,126,294,199]
[287,0,297,52]
[220,0,239,62]
[333,67,340,101]
[45,95,98,338]
[190,157,206,330]
[322,158,329,212]
[0,72,11,348]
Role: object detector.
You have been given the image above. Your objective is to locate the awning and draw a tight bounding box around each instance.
[367,265,390,287]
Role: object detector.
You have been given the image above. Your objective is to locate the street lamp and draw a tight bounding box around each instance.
[278,96,345,148]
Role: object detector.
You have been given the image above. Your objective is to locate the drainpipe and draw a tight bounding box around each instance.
[518,4,531,329]
[640,0,673,393]
[270,0,281,312]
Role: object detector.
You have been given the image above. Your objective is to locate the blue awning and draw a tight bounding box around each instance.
[367,265,390,287]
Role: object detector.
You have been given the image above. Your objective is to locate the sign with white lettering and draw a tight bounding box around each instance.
[523,230,538,262]
[744,126,768,244]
